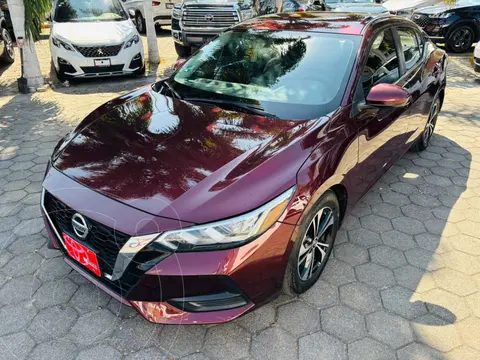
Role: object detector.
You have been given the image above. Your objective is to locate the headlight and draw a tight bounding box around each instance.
[394,8,414,16]
[154,187,296,251]
[430,12,452,19]
[241,9,255,21]
[124,34,140,49]
[52,36,74,51]
[172,6,182,18]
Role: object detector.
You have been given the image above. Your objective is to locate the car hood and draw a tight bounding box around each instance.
[53,85,325,224]
[416,3,471,14]
[52,20,135,45]
[384,0,440,12]
[327,3,387,13]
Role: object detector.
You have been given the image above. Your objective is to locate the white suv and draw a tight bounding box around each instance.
[122,0,181,33]
[50,0,145,81]
[474,42,480,74]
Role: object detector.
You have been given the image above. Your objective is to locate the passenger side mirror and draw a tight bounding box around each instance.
[365,83,410,108]
[174,58,186,70]
[46,12,52,22]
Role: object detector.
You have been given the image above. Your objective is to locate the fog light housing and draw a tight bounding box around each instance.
[167,292,249,312]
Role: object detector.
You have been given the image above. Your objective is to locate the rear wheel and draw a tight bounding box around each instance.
[283,190,340,295]
[446,25,475,53]
[135,12,146,34]
[412,97,440,152]
[174,42,191,58]
[0,28,15,63]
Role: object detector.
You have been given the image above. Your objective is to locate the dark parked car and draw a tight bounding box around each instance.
[41,12,447,324]
[411,0,480,53]
[0,6,14,63]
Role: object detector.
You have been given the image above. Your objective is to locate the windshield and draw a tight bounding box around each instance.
[172,30,360,120]
[54,0,128,23]
[454,0,480,5]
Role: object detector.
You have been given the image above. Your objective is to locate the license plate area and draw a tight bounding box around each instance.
[94,58,111,67]
[166,3,174,9]
[63,233,101,277]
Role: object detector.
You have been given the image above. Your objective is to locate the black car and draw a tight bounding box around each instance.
[0,6,14,63]
[411,0,480,53]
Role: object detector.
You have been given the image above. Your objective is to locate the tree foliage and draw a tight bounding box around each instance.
[24,0,51,41]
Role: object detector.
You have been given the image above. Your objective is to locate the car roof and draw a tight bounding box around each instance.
[237,12,408,35]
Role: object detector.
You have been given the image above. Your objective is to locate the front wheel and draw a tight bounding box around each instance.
[174,42,191,58]
[135,13,146,34]
[412,97,440,152]
[283,190,340,295]
[446,25,475,53]
[0,28,15,63]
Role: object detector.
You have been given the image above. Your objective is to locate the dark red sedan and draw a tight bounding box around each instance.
[41,12,447,324]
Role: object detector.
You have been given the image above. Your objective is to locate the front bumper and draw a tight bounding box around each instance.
[50,39,144,78]
[474,57,480,73]
[411,15,450,43]
[41,166,296,324]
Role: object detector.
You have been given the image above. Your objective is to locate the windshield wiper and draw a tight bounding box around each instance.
[183,98,277,118]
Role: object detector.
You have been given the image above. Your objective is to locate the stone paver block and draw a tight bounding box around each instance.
[394,265,435,293]
[0,275,41,306]
[432,268,477,296]
[277,300,320,336]
[27,305,78,342]
[457,317,480,351]
[442,250,480,275]
[397,343,443,360]
[445,346,480,360]
[369,245,407,269]
[401,203,434,221]
[348,228,382,248]
[33,278,78,309]
[0,301,37,337]
[204,323,250,360]
[334,243,369,267]
[348,337,396,360]
[367,311,414,349]
[405,248,444,271]
[381,230,417,251]
[321,258,356,286]
[7,234,45,255]
[251,327,296,360]
[450,234,480,255]
[27,340,77,360]
[413,314,462,352]
[69,283,111,314]
[360,215,393,233]
[392,217,426,235]
[0,331,35,360]
[68,309,118,346]
[355,263,395,289]
[36,257,72,282]
[77,345,122,360]
[371,202,402,219]
[235,304,276,333]
[322,305,366,343]
[381,286,428,320]
[382,192,411,206]
[299,331,347,360]
[1,252,43,277]
[418,288,471,322]
[339,282,382,315]
[159,325,205,357]
[300,279,338,309]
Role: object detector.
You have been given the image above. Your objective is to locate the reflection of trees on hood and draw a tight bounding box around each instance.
[55,92,309,201]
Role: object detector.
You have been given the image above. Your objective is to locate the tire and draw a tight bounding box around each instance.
[174,42,191,58]
[0,28,15,63]
[283,190,340,295]
[412,97,441,152]
[135,12,146,34]
[446,24,475,53]
[55,67,66,82]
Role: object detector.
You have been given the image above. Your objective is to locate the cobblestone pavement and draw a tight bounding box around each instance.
[1,37,480,359]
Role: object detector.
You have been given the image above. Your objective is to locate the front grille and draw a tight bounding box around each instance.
[80,65,125,74]
[74,44,123,58]
[183,5,239,28]
[44,192,130,275]
[412,14,431,28]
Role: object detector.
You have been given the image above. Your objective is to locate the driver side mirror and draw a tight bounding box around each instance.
[365,83,410,108]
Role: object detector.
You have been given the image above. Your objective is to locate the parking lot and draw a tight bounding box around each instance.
[1,31,480,359]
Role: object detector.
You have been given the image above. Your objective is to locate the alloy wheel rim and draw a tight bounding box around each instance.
[453,28,472,51]
[137,16,144,32]
[3,30,13,58]
[297,207,334,281]
[423,101,439,147]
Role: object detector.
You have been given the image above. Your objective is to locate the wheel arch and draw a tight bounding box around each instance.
[447,19,479,41]
[329,184,348,224]
[438,88,445,111]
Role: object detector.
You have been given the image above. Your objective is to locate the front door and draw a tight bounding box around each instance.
[351,28,409,199]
